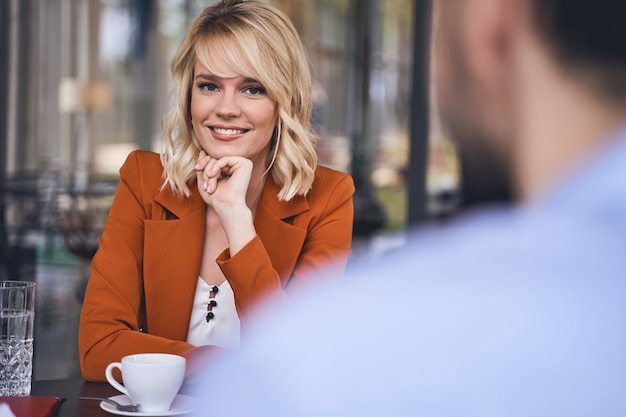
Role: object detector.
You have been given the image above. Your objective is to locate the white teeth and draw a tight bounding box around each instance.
[213,127,245,135]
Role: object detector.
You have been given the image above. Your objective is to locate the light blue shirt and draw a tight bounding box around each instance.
[192,128,626,417]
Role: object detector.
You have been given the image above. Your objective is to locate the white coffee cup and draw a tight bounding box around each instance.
[105,353,186,413]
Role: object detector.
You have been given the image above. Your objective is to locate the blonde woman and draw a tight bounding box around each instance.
[79,0,354,381]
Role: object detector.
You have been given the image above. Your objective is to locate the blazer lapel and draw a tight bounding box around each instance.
[154,185,206,219]
[144,186,205,340]
[255,176,309,284]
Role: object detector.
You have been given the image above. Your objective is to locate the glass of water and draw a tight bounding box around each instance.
[0,281,35,396]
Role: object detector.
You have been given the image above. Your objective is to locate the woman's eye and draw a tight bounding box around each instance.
[198,83,218,92]
[245,86,266,95]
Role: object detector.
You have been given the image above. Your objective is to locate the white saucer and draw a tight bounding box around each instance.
[99,394,199,416]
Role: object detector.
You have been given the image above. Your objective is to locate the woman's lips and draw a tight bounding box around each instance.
[210,127,248,136]
[208,126,249,141]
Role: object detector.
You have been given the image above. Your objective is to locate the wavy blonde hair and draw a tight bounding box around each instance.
[161,0,317,201]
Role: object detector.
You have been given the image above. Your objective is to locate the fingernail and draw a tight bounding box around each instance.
[202,181,207,191]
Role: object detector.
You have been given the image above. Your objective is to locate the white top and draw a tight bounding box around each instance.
[186,277,241,350]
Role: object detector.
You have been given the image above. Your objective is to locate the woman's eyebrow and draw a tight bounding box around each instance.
[195,73,218,81]
[194,74,261,84]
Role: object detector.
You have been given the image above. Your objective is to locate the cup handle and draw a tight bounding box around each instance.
[105,362,129,397]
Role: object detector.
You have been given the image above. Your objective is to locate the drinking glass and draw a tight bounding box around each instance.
[0,281,36,396]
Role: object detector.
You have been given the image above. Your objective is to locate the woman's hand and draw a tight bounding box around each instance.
[194,150,256,255]
[194,150,253,212]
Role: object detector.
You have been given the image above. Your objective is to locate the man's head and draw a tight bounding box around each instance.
[530,0,626,102]
[435,0,626,204]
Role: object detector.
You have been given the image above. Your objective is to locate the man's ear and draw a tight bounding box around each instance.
[462,0,520,87]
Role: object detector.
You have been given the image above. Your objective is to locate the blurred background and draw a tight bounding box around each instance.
[0,0,460,380]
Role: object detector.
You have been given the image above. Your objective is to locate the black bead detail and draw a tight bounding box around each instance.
[209,300,217,307]
[206,311,215,322]
[211,286,219,294]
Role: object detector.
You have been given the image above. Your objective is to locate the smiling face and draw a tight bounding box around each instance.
[190,57,277,167]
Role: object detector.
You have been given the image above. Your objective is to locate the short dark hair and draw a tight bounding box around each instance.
[531,0,626,100]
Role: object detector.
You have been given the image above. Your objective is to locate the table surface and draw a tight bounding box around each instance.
[31,378,198,417]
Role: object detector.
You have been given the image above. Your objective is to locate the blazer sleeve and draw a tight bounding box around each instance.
[78,152,198,382]
[216,171,355,319]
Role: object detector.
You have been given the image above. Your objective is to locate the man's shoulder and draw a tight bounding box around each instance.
[350,196,626,290]
[191,200,626,417]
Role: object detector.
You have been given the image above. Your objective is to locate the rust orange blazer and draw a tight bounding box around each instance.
[79,150,355,381]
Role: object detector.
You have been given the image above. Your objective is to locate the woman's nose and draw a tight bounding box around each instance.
[216,92,241,118]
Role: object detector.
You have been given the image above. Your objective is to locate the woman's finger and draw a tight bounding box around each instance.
[197,155,253,197]
[208,156,250,176]
[195,151,217,194]
[194,150,211,171]
[202,158,223,194]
